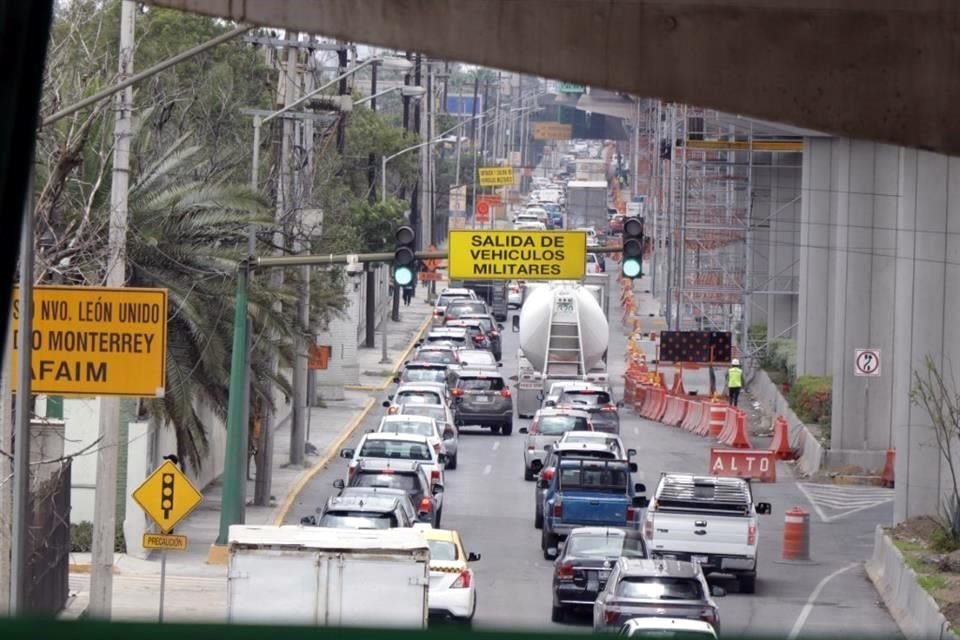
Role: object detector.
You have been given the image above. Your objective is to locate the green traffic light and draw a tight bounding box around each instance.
[394,266,414,286]
[622,258,642,279]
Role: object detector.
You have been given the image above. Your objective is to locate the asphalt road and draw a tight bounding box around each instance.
[286,273,901,637]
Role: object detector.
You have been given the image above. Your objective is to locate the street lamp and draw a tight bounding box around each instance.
[355,84,426,107]
[381,135,458,203]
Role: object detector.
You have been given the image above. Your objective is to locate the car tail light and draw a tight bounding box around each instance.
[500,388,512,398]
[348,465,356,478]
[605,610,619,625]
[528,420,538,434]
[432,442,442,453]
[541,468,555,482]
[388,405,399,414]
[626,506,640,522]
[418,497,433,513]
[553,499,563,518]
[700,608,717,625]
[451,388,464,397]
[431,469,441,483]
[433,310,442,317]
[451,568,473,589]
[490,331,499,337]
[556,562,574,580]
[600,404,617,412]
[747,524,757,546]
[644,517,653,539]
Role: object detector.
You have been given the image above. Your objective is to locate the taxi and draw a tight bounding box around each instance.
[413,525,481,625]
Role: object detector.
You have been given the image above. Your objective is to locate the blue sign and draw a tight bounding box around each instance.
[445,95,483,116]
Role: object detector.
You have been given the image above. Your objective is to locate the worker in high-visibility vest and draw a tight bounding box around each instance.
[727,358,743,407]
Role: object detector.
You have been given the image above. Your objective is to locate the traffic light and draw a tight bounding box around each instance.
[392,225,416,286]
[621,217,644,279]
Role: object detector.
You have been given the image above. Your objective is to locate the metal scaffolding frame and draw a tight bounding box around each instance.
[648,103,802,361]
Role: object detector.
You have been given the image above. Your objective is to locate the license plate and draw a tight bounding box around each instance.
[473,395,491,403]
[692,555,709,565]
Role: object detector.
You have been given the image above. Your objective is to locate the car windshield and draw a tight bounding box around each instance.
[534,415,591,435]
[464,317,494,332]
[352,473,419,493]
[318,513,395,529]
[401,405,446,422]
[395,391,442,405]
[560,390,612,406]
[460,353,496,366]
[427,540,459,561]
[615,577,704,601]
[403,368,447,383]
[416,350,457,364]
[425,335,465,345]
[459,377,505,391]
[358,439,433,461]
[438,294,471,307]
[380,421,434,437]
[567,532,646,559]
[559,463,629,493]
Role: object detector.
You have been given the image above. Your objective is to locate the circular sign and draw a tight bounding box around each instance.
[476,201,490,215]
[854,349,881,376]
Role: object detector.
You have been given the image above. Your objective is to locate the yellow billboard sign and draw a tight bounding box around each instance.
[478,166,515,187]
[533,122,573,141]
[11,285,168,396]
[448,230,587,280]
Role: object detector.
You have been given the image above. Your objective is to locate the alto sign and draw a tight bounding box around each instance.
[10,285,168,396]
[447,230,587,280]
[709,448,777,483]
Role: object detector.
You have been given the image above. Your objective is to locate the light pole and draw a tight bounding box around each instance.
[355,84,425,107]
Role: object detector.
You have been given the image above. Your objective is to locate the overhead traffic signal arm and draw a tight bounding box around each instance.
[621,217,644,279]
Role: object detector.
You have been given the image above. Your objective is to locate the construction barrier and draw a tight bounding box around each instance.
[717,408,752,449]
[783,506,811,561]
[695,403,713,436]
[662,395,686,426]
[639,385,660,420]
[681,400,704,432]
[769,416,798,460]
[881,449,895,488]
[708,402,727,437]
[709,448,777,482]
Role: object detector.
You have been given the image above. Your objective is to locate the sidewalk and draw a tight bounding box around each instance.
[62,294,436,621]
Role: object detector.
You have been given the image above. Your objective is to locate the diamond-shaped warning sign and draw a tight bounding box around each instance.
[132,460,202,534]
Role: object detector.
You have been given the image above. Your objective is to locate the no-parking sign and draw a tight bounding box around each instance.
[854,349,881,377]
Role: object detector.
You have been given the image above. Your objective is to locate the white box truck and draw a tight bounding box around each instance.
[227,525,431,628]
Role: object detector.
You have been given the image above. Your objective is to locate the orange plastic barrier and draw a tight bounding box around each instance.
[881,449,895,488]
[681,400,703,432]
[623,372,637,406]
[708,402,727,437]
[709,448,777,482]
[717,408,737,443]
[769,416,797,460]
[718,408,752,449]
[695,403,713,436]
[652,388,669,422]
[783,506,811,561]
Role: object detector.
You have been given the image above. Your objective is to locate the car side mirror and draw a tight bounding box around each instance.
[498,324,504,331]
[634,482,647,494]
[339,448,354,459]
[332,479,345,490]
[432,484,444,495]
[756,502,772,515]
[627,448,637,457]
[544,400,556,407]
[629,462,639,473]
[519,427,528,434]
[300,515,317,526]
[437,453,449,464]
[382,400,391,408]
[512,316,520,333]
[498,362,503,367]
[617,401,625,408]
[468,552,482,562]
[631,496,649,509]
[393,376,400,383]
[711,586,727,598]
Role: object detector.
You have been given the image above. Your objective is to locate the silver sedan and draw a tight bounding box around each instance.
[397,402,460,469]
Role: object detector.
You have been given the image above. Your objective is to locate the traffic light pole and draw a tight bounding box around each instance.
[214,245,622,543]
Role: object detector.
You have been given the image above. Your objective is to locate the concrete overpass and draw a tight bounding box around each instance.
[145,0,960,522]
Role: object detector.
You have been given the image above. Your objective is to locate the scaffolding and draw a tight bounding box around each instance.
[647,103,802,362]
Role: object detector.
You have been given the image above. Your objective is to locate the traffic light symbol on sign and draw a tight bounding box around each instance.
[621,217,644,279]
[393,225,416,286]
[161,473,175,519]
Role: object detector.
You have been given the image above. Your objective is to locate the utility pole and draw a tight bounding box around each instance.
[0,303,12,614]
[89,0,135,619]
[469,74,480,229]
[335,42,348,153]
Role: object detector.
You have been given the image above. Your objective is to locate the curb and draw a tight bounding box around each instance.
[272,313,433,525]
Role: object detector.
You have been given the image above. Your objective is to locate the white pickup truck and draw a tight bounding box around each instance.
[643,474,771,594]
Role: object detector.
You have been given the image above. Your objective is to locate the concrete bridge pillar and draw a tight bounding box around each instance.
[891,148,960,522]
[766,152,801,341]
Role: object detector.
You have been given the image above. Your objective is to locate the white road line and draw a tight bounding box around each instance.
[796,483,895,522]
[787,562,859,640]
[483,464,492,475]
[796,482,830,522]
[633,426,639,436]
[492,441,500,451]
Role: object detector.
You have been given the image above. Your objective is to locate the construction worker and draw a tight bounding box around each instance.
[727,358,743,407]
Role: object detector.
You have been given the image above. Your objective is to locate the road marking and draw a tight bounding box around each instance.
[482,464,492,475]
[492,441,500,451]
[787,562,859,640]
[796,483,894,523]
[633,426,639,435]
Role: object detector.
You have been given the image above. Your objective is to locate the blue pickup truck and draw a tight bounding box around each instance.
[541,458,647,559]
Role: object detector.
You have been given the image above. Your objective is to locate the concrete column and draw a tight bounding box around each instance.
[748,154,773,331]
[123,421,150,559]
[892,149,960,522]
[829,140,899,456]
[797,138,837,375]
[766,152,801,340]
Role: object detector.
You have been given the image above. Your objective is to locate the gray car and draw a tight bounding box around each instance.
[592,558,724,633]
[303,494,414,529]
[550,382,624,434]
[518,407,594,481]
[449,368,514,435]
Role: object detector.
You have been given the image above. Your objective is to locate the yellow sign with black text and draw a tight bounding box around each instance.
[532,122,573,141]
[10,286,167,396]
[448,231,587,280]
[143,533,189,551]
[132,460,202,534]
[478,166,515,187]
